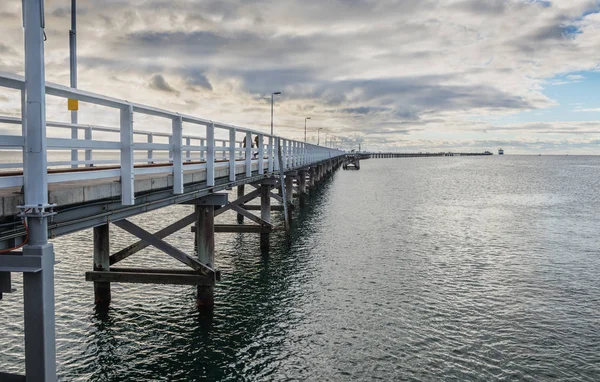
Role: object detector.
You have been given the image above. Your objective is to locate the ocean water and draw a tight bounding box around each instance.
[1,155,600,381]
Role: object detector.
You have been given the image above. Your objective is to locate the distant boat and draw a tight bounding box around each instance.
[498,149,504,155]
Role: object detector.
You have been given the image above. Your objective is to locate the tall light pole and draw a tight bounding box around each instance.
[304,117,311,142]
[69,0,78,167]
[317,128,323,145]
[270,92,281,135]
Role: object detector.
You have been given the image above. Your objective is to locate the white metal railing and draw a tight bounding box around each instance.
[0,72,344,205]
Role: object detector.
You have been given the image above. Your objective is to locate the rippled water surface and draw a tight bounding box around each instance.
[2,155,600,381]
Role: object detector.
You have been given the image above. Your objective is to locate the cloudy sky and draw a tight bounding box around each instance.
[2,0,600,153]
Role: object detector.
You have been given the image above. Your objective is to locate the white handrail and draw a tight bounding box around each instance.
[0,72,344,205]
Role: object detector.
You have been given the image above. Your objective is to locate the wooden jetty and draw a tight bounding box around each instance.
[0,3,343,379]
[368,151,492,158]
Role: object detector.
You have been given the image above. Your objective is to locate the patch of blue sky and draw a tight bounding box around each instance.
[477,71,600,126]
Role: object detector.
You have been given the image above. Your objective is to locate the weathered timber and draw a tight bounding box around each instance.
[195,205,215,307]
[113,219,213,275]
[93,224,111,304]
[85,270,213,286]
[109,212,196,265]
[214,188,262,217]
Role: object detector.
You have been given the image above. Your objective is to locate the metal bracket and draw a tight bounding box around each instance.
[17,203,57,218]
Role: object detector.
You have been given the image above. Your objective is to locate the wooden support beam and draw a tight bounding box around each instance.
[214,188,262,217]
[85,270,214,286]
[110,212,196,265]
[236,184,245,224]
[192,224,273,233]
[242,205,284,211]
[269,192,284,203]
[113,219,214,275]
[229,204,272,227]
[195,205,215,308]
[93,224,111,304]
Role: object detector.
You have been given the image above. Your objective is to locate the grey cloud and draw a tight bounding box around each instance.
[0,43,15,55]
[148,74,180,95]
[183,69,213,91]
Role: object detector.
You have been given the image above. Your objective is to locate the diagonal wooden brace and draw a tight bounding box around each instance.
[229,204,272,227]
[214,188,261,217]
[110,212,196,265]
[113,219,214,276]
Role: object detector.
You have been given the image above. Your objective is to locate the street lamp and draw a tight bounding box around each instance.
[270,92,281,135]
[317,128,323,145]
[304,117,311,142]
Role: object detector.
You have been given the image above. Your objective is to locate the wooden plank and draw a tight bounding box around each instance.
[192,224,272,233]
[113,219,213,275]
[214,188,261,217]
[85,271,214,286]
[269,191,284,203]
[229,204,272,227]
[110,212,196,265]
[242,205,284,211]
[110,267,198,275]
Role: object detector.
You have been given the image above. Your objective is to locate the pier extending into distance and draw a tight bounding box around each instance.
[0,2,498,380]
[0,2,344,380]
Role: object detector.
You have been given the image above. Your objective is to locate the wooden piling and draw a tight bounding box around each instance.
[195,205,215,308]
[93,224,111,304]
[236,184,245,224]
[298,170,307,206]
[285,174,294,224]
[260,183,271,250]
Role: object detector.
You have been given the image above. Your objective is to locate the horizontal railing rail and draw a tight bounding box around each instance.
[0,72,344,205]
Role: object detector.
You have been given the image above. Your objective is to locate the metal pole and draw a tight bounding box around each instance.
[69,0,78,167]
[23,0,57,380]
[270,93,273,136]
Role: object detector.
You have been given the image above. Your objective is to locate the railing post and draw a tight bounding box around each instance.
[147,133,153,164]
[274,137,280,172]
[245,132,252,177]
[221,140,226,160]
[206,122,215,186]
[172,115,183,194]
[85,125,92,167]
[185,136,191,162]
[258,134,264,174]
[200,138,205,161]
[120,103,135,205]
[268,136,274,173]
[282,139,287,170]
[229,129,236,182]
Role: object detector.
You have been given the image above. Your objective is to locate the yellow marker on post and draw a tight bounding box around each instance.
[68,98,79,111]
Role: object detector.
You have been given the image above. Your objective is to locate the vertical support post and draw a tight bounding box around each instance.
[285,173,294,225]
[258,134,264,174]
[298,169,307,207]
[260,183,270,251]
[22,0,57,380]
[120,103,135,205]
[195,205,215,308]
[309,167,315,188]
[245,132,252,177]
[172,115,183,194]
[229,129,236,182]
[93,224,110,304]
[221,140,226,160]
[273,137,279,172]
[236,184,245,224]
[84,125,92,167]
[206,123,215,187]
[147,133,153,164]
[200,138,205,161]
